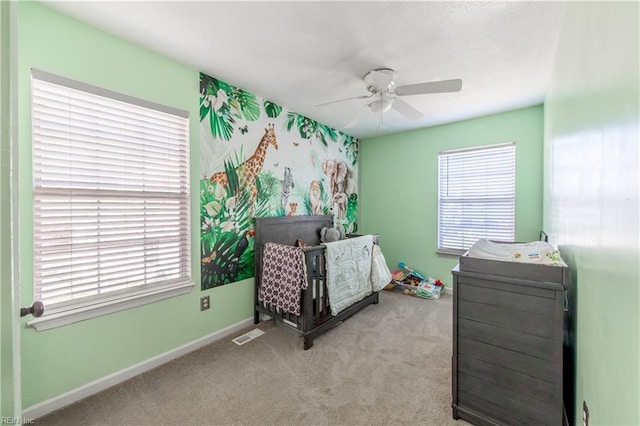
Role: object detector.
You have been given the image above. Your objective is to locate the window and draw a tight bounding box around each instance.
[438,143,515,254]
[30,69,192,330]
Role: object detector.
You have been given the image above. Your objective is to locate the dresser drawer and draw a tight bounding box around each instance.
[458,317,559,361]
[458,337,557,383]
[457,372,559,425]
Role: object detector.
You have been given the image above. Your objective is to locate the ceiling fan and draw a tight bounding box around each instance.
[316,68,462,128]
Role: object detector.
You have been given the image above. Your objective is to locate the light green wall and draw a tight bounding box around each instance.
[17,2,253,408]
[360,105,544,287]
[544,2,639,425]
[1,0,20,417]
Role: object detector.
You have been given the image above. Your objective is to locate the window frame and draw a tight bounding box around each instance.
[437,142,516,256]
[28,69,194,331]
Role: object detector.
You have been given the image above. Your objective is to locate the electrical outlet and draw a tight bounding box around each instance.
[200,295,210,311]
[582,401,589,426]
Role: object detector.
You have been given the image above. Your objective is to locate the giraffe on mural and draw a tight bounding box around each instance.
[210,124,279,205]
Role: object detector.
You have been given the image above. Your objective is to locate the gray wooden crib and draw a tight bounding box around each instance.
[253,215,379,349]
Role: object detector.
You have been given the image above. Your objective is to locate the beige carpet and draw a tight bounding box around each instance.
[36,291,469,426]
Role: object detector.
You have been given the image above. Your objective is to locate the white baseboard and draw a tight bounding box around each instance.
[23,316,254,420]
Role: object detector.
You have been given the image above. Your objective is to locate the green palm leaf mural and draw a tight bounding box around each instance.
[200,74,236,141]
[200,103,209,122]
[264,100,283,118]
[200,148,256,288]
[200,73,260,141]
[257,170,282,207]
[316,124,338,149]
[224,160,240,196]
[200,71,360,289]
[347,193,359,233]
[298,115,318,139]
[232,88,261,121]
[283,111,339,148]
[201,183,256,289]
[209,106,236,141]
[283,111,297,133]
[342,135,359,166]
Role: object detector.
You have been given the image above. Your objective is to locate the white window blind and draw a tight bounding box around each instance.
[438,143,515,253]
[31,69,191,310]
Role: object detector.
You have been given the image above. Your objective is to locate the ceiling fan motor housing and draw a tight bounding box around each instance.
[364,68,396,94]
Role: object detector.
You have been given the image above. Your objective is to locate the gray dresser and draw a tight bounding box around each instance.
[452,254,569,425]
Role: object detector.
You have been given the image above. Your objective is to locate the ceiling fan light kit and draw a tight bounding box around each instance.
[369,97,393,113]
[318,67,463,129]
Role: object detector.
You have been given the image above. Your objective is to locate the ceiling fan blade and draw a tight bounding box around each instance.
[394,79,463,96]
[391,98,423,121]
[345,104,369,128]
[315,94,372,107]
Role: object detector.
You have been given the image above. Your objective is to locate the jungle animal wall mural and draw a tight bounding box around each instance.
[200,72,359,289]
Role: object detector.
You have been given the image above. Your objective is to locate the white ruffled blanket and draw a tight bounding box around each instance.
[468,239,566,267]
[323,235,374,316]
[370,244,392,292]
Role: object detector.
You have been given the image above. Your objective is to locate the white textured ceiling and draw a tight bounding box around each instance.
[43,1,566,139]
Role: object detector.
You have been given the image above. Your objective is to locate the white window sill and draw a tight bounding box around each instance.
[27,281,195,331]
[436,248,467,257]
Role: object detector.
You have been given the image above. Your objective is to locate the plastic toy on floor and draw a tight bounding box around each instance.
[386,262,444,300]
[398,262,426,281]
